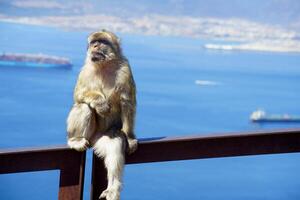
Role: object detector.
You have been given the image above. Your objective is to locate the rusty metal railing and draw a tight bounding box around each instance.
[1,129,300,200]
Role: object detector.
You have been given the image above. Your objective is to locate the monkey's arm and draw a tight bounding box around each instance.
[120,87,138,154]
[75,90,104,104]
[73,72,105,104]
[120,87,136,139]
[73,73,110,116]
[116,65,138,153]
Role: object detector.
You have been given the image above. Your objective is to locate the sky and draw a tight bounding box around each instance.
[0,0,300,53]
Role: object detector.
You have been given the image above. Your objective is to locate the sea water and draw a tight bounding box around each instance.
[0,22,299,200]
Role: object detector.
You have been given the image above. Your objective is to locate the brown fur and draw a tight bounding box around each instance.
[67,30,137,150]
[66,30,137,200]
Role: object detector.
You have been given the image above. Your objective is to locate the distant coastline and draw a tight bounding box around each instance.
[1,14,299,54]
[203,42,300,53]
[204,42,300,53]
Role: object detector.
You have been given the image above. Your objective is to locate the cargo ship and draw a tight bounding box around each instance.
[0,53,72,68]
[250,109,300,122]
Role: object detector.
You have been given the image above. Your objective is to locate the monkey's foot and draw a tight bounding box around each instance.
[99,189,120,200]
[99,189,109,199]
[127,138,138,154]
[68,138,89,151]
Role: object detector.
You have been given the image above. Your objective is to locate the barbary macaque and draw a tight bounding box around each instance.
[66,30,137,200]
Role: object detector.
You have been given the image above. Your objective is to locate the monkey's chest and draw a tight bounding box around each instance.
[101,77,117,96]
[88,71,116,95]
[99,70,118,96]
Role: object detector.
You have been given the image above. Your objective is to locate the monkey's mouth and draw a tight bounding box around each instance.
[91,51,106,62]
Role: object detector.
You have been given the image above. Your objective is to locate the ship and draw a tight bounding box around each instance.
[0,53,72,68]
[250,109,300,122]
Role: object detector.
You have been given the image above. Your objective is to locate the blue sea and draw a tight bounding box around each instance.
[0,22,300,200]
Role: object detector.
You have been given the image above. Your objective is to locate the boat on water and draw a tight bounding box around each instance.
[250,109,300,122]
[0,53,72,68]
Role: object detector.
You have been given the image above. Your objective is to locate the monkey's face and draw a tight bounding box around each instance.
[87,31,120,64]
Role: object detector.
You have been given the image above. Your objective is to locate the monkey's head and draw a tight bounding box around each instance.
[87,30,122,64]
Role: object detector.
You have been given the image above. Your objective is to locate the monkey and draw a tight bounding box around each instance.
[66,30,138,200]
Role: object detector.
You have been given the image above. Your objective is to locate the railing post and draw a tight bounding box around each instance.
[90,153,107,200]
[58,151,86,200]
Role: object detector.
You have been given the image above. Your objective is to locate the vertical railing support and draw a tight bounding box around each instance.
[90,153,107,200]
[59,151,86,200]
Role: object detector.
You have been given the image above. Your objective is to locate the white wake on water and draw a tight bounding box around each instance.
[195,80,220,86]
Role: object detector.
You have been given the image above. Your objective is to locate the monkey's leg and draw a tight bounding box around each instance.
[67,103,96,151]
[93,132,125,200]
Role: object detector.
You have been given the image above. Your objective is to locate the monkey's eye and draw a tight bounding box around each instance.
[90,39,112,47]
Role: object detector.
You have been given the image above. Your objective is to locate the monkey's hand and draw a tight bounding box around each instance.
[90,98,110,116]
[127,138,138,154]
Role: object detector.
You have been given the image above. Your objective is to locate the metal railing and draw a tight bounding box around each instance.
[1,129,300,200]
[0,146,86,200]
[91,129,300,199]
